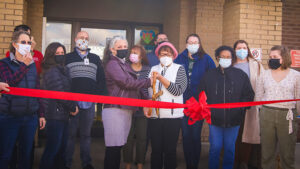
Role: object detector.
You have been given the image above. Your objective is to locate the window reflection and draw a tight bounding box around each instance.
[45,22,72,53]
[81,28,126,59]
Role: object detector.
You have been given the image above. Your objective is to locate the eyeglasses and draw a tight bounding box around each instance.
[187,42,199,45]
[19,40,32,45]
[157,38,168,42]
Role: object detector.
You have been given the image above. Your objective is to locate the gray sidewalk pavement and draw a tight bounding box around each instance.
[33,137,300,169]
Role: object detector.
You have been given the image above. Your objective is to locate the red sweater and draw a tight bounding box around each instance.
[6,50,43,75]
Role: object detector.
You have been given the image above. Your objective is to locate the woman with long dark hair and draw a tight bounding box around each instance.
[39,42,78,169]
[174,34,216,169]
[233,40,264,169]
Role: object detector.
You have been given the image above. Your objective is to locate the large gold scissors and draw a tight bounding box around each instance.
[147,72,163,117]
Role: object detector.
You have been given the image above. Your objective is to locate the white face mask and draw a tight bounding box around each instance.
[187,44,199,55]
[160,56,173,67]
[76,39,89,51]
[219,58,232,68]
[17,43,31,56]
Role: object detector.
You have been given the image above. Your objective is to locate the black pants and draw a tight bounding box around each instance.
[104,146,122,169]
[149,118,182,169]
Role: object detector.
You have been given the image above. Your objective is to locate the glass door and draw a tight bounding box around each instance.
[81,27,127,59]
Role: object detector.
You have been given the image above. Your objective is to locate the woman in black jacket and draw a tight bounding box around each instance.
[39,42,78,169]
[198,46,254,169]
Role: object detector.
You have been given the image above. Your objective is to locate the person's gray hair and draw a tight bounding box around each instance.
[108,36,128,49]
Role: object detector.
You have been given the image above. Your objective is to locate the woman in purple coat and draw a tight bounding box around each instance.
[102,36,152,169]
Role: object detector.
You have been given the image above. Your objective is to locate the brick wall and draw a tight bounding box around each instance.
[178,0,197,51]
[26,0,43,52]
[223,0,282,66]
[195,0,224,61]
[194,0,225,141]
[163,0,180,50]
[242,0,282,65]
[282,0,300,50]
[223,0,240,46]
[0,0,43,58]
[0,0,26,59]
[166,0,225,59]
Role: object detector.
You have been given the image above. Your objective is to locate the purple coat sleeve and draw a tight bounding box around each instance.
[106,60,151,90]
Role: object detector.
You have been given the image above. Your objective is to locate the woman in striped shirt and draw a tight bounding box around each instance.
[144,42,187,169]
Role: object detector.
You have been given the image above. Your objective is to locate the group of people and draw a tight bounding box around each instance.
[0,24,299,169]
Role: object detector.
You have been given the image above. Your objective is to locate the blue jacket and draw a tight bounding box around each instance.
[0,58,39,116]
[146,50,160,67]
[174,49,216,102]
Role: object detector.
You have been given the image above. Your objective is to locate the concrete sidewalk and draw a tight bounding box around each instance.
[33,137,300,169]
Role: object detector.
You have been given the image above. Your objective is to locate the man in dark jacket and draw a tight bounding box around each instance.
[198,46,254,169]
[65,31,107,169]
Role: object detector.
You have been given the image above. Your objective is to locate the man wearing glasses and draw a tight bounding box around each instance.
[65,31,107,169]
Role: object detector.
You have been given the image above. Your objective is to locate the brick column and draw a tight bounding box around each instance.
[282,0,300,50]
[0,0,26,59]
[223,0,282,65]
[195,0,224,60]
[27,0,43,52]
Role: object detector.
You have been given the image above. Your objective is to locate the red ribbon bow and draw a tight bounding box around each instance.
[184,91,211,125]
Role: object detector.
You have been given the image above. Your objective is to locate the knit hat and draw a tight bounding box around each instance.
[155,42,178,59]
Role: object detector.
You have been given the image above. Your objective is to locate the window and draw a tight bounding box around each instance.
[81,28,126,59]
[43,22,72,53]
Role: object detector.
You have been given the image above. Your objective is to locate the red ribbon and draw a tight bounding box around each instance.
[2,87,300,125]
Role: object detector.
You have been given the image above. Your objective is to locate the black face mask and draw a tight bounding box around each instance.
[54,55,65,64]
[268,58,281,70]
[116,49,128,59]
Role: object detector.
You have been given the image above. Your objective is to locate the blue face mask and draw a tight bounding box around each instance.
[219,58,232,68]
[236,49,248,60]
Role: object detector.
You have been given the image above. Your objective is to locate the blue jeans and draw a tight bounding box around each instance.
[208,125,240,169]
[182,115,204,169]
[39,119,69,169]
[65,105,95,168]
[0,113,38,169]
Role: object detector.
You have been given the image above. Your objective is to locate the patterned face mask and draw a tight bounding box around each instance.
[76,39,89,51]
[17,43,31,56]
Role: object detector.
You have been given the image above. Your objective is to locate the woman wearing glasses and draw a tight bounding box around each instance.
[0,31,46,169]
[174,34,216,169]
